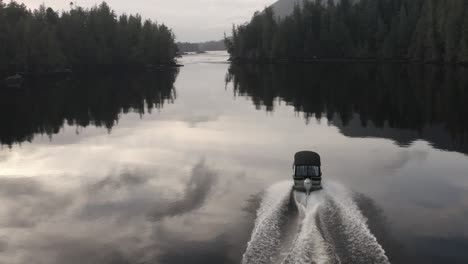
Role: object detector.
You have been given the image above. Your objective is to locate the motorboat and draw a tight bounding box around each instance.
[292,151,322,194]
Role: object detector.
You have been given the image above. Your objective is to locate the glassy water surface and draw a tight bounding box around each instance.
[0,51,467,264]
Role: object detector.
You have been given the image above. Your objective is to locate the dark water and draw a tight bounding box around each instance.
[0,51,467,264]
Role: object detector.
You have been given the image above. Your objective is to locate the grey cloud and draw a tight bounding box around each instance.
[0,161,221,264]
[0,173,153,263]
[0,239,7,252]
[77,168,162,221]
[149,160,217,220]
[0,152,8,162]
[88,170,153,193]
[78,160,218,221]
[0,177,43,197]
[0,177,73,228]
[370,149,429,173]
[183,115,219,128]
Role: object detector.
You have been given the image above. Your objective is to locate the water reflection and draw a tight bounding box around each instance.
[226,64,468,155]
[0,160,224,264]
[0,52,467,263]
[354,193,404,263]
[0,70,178,147]
[149,160,218,221]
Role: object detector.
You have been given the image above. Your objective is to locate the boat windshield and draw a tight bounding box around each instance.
[295,165,320,177]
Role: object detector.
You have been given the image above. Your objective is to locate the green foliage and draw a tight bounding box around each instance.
[0,1,177,73]
[227,0,468,64]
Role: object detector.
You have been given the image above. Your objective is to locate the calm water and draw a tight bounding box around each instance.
[0,51,467,264]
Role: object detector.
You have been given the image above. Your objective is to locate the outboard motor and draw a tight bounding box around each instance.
[304,178,313,195]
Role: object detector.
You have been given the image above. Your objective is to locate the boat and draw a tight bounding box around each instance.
[292,151,322,194]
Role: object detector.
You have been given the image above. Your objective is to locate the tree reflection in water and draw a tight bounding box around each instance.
[0,70,178,147]
[226,64,468,155]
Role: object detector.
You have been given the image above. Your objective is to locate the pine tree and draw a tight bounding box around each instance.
[458,5,468,63]
[396,4,410,58]
[0,0,6,70]
[443,0,464,63]
[226,0,468,64]
[0,1,178,72]
[408,0,440,62]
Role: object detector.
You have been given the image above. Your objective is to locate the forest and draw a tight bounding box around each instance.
[0,1,178,73]
[225,0,468,64]
[177,40,226,53]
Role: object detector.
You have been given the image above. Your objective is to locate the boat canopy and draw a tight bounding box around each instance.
[294,151,321,166]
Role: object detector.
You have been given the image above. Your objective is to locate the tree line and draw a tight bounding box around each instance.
[225,0,468,64]
[0,1,178,73]
[177,40,226,53]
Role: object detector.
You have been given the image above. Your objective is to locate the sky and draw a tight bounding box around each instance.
[21,0,278,42]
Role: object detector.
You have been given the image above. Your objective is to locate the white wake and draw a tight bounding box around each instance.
[242,180,391,264]
[242,181,293,264]
[321,182,390,264]
[281,191,335,264]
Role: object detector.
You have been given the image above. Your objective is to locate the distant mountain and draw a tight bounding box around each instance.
[271,0,306,19]
[270,0,347,19]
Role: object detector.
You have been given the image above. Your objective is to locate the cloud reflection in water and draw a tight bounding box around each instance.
[0,160,224,264]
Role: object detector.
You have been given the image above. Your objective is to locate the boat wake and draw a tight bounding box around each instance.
[242,181,390,264]
[242,181,292,264]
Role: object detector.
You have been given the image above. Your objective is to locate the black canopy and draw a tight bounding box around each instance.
[294,151,321,166]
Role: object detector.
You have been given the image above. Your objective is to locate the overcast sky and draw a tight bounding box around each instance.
[21,0,278,42]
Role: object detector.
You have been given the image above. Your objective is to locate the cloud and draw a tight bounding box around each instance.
[0,161,220,264]
[183,115,219,128]
[88,170,153,193]
[0,177,73,228]
[149,160,218,220]
[0,177,43,197]
[378,149,428,172]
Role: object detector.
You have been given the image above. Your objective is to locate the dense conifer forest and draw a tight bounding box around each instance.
[0,1,178,73]
[225,0,468,64]
[177,40,226,53]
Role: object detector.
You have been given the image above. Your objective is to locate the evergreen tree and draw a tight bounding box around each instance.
[459,5,468,63]
[226,0,468,64]
[442,0,463,62]
[409,0,440,62]
[396,4,410,58]
[0,0,6,71]
[0,1,178,73]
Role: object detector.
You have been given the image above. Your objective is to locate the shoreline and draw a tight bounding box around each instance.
[0,63,183,78]
[228,57,468,67]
